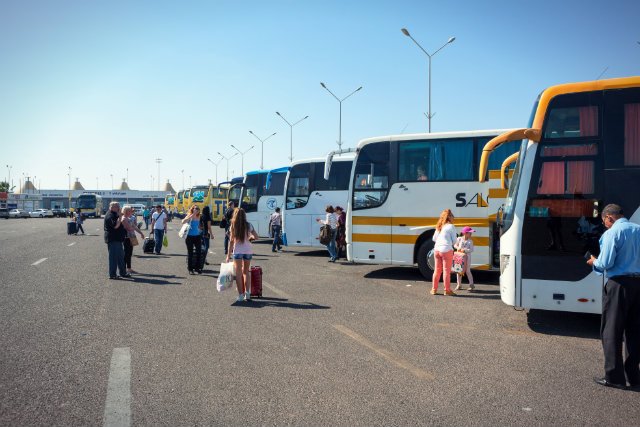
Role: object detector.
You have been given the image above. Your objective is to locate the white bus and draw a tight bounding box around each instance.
[282,154,355,247]
[328,130,519,278]
[238,167,289,238]
[480,76,640,314]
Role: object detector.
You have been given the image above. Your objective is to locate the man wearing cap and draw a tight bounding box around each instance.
[151,205,168,255]
[587,203,640,390]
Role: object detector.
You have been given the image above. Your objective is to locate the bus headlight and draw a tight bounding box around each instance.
[500,255,510,275]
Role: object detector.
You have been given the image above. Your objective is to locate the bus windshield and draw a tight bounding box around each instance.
[242,174,264,213]
[77,195,97,209]
[190,186,209,203]
[286,163,311,209]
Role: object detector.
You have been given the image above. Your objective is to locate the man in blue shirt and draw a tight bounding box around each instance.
[587,204,640,390]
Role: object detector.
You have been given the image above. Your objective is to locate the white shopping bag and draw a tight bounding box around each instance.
[216,262,236,292]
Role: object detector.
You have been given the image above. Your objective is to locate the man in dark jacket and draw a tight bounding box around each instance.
[104,201,129,279]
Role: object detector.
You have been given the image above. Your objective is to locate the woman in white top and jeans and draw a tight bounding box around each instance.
[431,209,457,296]
[316,205,338,262]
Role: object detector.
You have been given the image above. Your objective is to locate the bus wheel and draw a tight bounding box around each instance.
[417,240,435,279]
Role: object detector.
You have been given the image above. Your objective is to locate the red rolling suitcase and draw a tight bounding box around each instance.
[250,266,263,298]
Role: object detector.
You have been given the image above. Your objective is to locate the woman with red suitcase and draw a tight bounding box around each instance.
[226,208,259,302]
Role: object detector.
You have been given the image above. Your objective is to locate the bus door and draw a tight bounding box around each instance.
[308,161,352,247]
[284,163,313,245]
[350,142,392,262]
[520,94,606,311]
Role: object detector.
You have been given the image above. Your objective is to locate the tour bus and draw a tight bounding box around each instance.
[237,167,289,237]
[75,193,104,218]
[175,190,185,214]
[164,194,176,212]
[188,183,228,222]
[478,76,640,314]
[181,188,192,213]
[282,154,355,247]
[225,177,245,208]
[326,130,518,278]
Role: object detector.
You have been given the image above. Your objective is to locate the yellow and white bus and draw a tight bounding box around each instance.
[175,190,185,214]
[329,130,519,278]
[480,76,640,314]
[188,184,230,222]
[164,194,176,212]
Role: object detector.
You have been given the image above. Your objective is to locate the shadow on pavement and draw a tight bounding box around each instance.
[127,273,185,285]
[453,289,501,300]
[232,297,330,310]
[364,267,424,281]
[293,250,329,258]
[526,309,600,339]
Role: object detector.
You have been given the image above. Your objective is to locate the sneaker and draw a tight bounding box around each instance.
[430,289,438,295]
[236,294,245,303]
[244,291,251,301]
[468,285,475,291]
[444,290,457,296]
[455,285,462,291]
[120,274,132,279]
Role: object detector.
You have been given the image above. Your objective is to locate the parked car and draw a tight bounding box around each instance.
[51,208,69,218]
[29,209,54,218]
[9,209,30,218]
[0,209,9,219]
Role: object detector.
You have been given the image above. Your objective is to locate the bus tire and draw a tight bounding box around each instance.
[417,240,435,279]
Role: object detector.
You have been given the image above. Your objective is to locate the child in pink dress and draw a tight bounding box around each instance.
[454,226,475,291]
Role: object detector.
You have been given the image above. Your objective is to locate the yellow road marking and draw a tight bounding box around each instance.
[332,324,434,380]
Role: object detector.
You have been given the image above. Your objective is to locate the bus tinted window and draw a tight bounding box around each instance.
[399,139,474,181]
[315,161,351,191]
[353,142,390,209]
[625,103,640,166]
[544,106,599,139]
[265,173,286,195]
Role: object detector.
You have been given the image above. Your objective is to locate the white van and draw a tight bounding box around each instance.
[129,204,146,216]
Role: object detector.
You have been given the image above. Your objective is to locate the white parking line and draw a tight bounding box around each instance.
[68,242,76,247]
[103,347,131,427]
[31,258,47,266]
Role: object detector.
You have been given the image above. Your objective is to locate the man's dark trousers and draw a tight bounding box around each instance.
[601,276,640,386]
[153,229,165,254]
[108,241,126,278]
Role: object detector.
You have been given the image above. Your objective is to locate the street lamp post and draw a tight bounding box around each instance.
[217,151,239,181]
[401,28,455,133]
[181,169,185,191]
[320,82,362,150]
[155,158,162,191]
[110,174,114,190]
[68,167,72,208]
[5,165,12,192]
[276,112,309,161]
[248,131,276,169]
[207,157,223,185]
[230,144,254,175]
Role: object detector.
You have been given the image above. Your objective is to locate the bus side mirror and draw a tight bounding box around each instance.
[496,205,504,228]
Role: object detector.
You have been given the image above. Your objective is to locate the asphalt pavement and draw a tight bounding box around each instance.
[0,217,638,426]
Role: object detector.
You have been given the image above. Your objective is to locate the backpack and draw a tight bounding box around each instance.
[319,224,332,245]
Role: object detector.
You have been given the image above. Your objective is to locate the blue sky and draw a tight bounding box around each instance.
[1,0,639,191]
